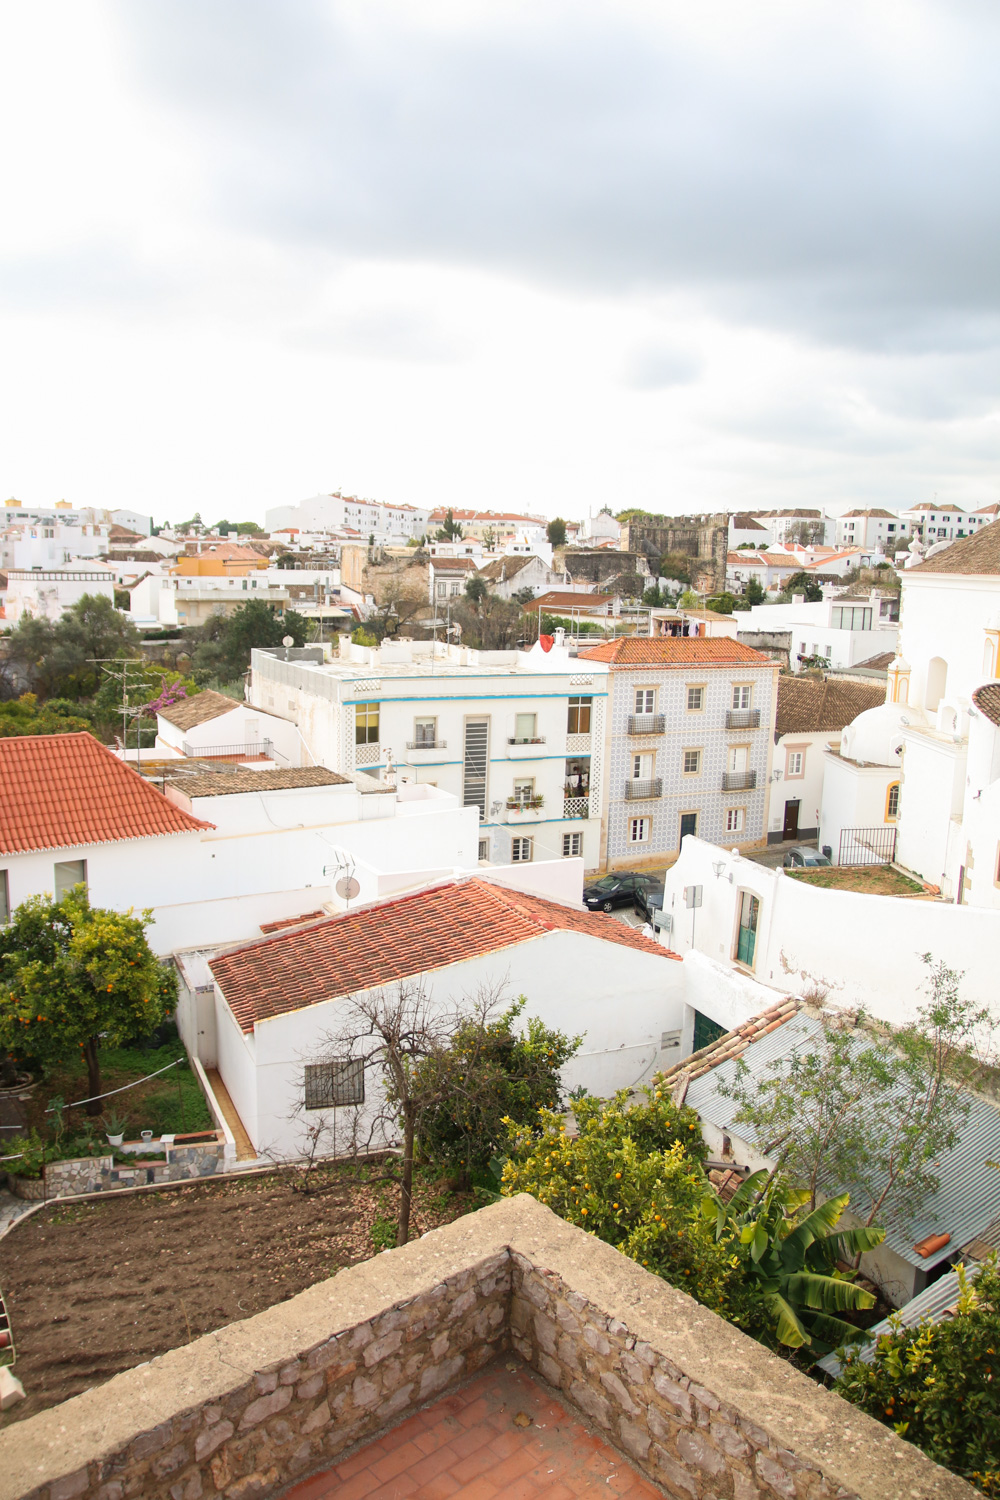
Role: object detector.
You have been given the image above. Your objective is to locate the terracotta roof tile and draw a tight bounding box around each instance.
[972,683,1000,728]
[0,732,212,856]
[158,690,243,731]
[526,592,614,612]
[775,675,886,735]
[578,638,772,667]
[161,766,350,797]
[910,519,1000,575]
[656,999,801,1093]
[210,879,679,1032]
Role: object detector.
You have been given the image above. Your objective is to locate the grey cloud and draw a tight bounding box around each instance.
[113,1,1000,352]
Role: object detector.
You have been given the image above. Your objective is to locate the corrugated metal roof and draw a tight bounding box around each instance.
[816,1261,985,1379]
[685,1010,1000,1275]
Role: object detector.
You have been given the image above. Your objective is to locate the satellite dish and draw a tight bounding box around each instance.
[282,635,294,648]
[335,876,360,900]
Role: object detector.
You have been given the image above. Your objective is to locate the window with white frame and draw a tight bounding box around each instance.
[629,817,650,843]
[54,859,87,899]
[728,745,749,773]
[731,684,752,710]
[562,832,583,857]
[632,752,653,779]
[686,685,704,711]
[478,838,491,861]
[511,837,533,862]
[514,712,537,742]
[436,581,447,597]
[634,688,656,714]
[304,1059,365,1110]
[682,748,702,775]
[0,870,8,926]
[725,807,745,834]
[786,750,804,777]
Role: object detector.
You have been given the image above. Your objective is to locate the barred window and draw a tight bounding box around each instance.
[304,1059,365,1110]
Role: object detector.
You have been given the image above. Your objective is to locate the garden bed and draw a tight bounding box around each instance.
[0,1160,476,1424]
[785,865,926,897]
[18,1038,213,1143]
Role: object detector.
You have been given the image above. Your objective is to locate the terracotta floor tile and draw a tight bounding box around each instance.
[371,1440,426,1484]
[318,1471,375,1500]
[368,1475,419,1500]
[450,1448,500,1485]
[449,1425,496,1461]
[280,1473,337,1500]
[419,1475,461,1500]
[450,1479,498,1500]
[336,1441,388,1480]
[409,1446,461,1486]
[456,1396,490,1428]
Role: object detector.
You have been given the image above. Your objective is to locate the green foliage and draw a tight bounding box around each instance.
[744,576,766,605]
[546,518,568,548]
[351,625,379,647]
[0,693,92,738]
[705,593,736,615]
[464,575,489,606]
[502,1087,748,1319]
[541,615,603,635]
[616,508,656,525]
[4,1129,55,1179]
[835,1258,1000,1495]
[190,599,309,678]
[642,586,676,608]
[435,508,463,540]
[677,589,702,609]
[779,571,823,602]
[703,1171,883,1354]
[511,586,536,606]
[212,519,264,535]
[413,999,580,1173]
[370,1214,398,1251]
[0,890,172,1112]
[658,551,692,584]
[5,594,140,700]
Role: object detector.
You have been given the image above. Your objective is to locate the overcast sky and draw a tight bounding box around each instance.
[2,0,999,525]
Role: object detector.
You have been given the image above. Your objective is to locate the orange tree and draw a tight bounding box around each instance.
[501,1087,757,1325]
[0,889,174,1115]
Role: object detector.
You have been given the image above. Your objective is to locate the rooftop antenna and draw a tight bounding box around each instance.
[323,847,359,909]
[89,657,150,771]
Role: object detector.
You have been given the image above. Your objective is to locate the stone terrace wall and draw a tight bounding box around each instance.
[0,1196,974,1500]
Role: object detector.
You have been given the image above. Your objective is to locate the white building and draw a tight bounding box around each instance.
[155,688,309,766]
[767,675,885,844]
[736,592,898,673]
[248,634,611,871]
[200,876,685,1160]
[899,503,994,544]
[833,509,909,552]
[3,563,117,623]
[749,510,833,547]
[265,494,431,542]
[576,637,778,867]
[578,510,622,545]
[1,517,110,570]
[725,551,799,594]
[477,554,571,600]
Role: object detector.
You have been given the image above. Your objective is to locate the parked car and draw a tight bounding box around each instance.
[583,872,662,912]
[633,881,665,923]
[782,846,831,868]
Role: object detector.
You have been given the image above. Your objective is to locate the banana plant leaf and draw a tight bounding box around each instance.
[779,1193,851,1268]
[783,1271,875,1312]
[764,1291,809,1348]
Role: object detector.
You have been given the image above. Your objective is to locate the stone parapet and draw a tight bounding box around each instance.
[0,1195,974,1500]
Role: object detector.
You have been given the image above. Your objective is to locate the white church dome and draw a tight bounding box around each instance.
[839,701,926,767]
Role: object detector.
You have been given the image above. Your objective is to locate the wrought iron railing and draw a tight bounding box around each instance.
[406,739,446,749]
[627,714,666,735]
[508,736,546,745]
[182,738,277,760]
[838,826,897,866]
[722,770,756,791]
[726,709,761,729]
[624,777,663,800]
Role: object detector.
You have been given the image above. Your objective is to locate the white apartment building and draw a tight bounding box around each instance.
[736,592,898,672]
[248,634,610,870]
[750,510,834,546]
[265,494,431,541]
[834,509,909,550]
[1,515,110,570]
[3,563,117,623]
[576,637,779,868]
[898,503,995,543]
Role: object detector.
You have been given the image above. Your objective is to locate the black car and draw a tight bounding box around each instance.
[583,872,661,912]
[633,881,665,924]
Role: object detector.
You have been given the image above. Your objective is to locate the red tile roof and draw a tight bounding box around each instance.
[578,638,773,667]
[0,732,213,856]
[210,878,679,1031]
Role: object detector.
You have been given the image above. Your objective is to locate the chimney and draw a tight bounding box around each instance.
[792,592,805,605]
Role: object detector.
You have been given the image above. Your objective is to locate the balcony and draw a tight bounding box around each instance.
[355,741,380,767]
[726,708,761,729]
[506,736,547,759]
[563,796,590,819]
[403,738,447,765]
[406,739,446,750]
[624,777,663,801]
[627,713,665,736]
[722,770,757,791]
[504,797,546,823]
[181,737,280,762]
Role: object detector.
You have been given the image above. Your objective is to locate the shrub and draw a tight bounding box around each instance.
[501,1087,749,1320]
[835,1257,1000,1495]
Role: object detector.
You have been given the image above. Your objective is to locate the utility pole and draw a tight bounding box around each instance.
[89,658,150,769]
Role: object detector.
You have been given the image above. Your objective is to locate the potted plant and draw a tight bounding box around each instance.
[104,1110,129,1148]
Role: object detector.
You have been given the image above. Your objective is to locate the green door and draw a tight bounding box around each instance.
[735,891,759,966]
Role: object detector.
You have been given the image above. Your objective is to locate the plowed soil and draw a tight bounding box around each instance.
[0,1164,474,1425]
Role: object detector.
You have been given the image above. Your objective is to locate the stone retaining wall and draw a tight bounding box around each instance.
[7,1140,225,1202]
[0,1196,974,1500]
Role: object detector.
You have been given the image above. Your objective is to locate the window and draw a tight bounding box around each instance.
[0,870,8,925]
[728,746,749,773]
[511,837,533,862]
[633,752,653,779]
[629,818,649,843]
[726,808,744,834]
[355,702,379,744]
[567,695,592,734]
[732,685,752,710]
[886,782,900,822]
[682,748,702,775]
[564,757,590,796]
[436,581,447,598]
[304,1060,365,1110]
[786,750,804,777]
[562,832,583,857]
[635,688,656,715]
[799,641,807,655]
[478,838,491,861]
[679,811,698,842]
[513,777,534,805]
[449,582,461,596]
[414,716,436,747]
[514,712,537,742]
[686,685,704,711]
[734,890,760,967]
[831,606,872,632]
[54,859,87,899]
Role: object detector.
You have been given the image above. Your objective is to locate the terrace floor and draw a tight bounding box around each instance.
[283,1362,665,1500]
